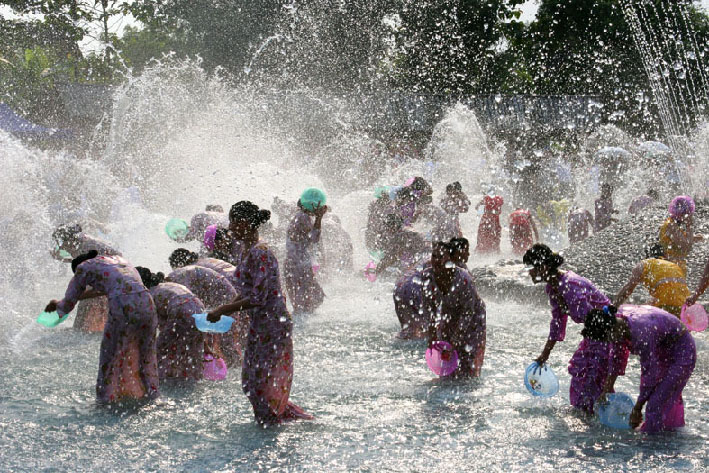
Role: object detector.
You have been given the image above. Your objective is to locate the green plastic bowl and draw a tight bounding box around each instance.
[37,311,69,328]
[165,218,189,241]
[299,188,327,212]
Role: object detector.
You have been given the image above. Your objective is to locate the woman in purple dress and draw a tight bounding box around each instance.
[208,201,313,425]
[51,224,121,333]
[584,305,696,432]
[425,241,486,377]
[45,251,159,403]
[284,197,328,313]
[137,267,205,381]
[523,244,623,413]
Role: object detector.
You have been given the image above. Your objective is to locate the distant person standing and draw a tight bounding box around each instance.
[594,183,617,232]
[185,205,228,242]
[508,208,538,255]
[567,206,594,244]
[475,192,503,254]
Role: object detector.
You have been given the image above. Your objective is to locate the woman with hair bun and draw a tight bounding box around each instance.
[523,243,621,413]
[207,201,313,425]
[45,252,159,403]
[584,305,695,432]
[284,188,328,313]
[137,267,206,381]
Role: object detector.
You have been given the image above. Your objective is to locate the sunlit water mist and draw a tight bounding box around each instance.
[2,60,709,471]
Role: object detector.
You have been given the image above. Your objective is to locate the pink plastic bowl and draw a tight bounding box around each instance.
[364,261,377,282]
[203,224,218,251]
[681,304,708,332]
[425,341,459,376]
[203,354,227,381]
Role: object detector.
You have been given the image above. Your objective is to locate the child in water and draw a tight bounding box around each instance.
[585,305,695,432]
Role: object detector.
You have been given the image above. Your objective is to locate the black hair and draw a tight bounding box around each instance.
[449,237,469,253]
[581,306,618,341]
[432,240,454,257]
[410,177,431,194]
[71,250,98,273]
[169,248,198,269]
[384,213,403,231]
[229,201,271,228]
[205,204,224,213]
[135,266,165,289]
[645,242,665,259]
[647,189,660,200]
[523,243,564,270]
[214,228,230,243]
[446,181,462,194]
[53,223,82,243]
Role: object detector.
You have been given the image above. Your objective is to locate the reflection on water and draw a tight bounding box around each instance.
[2,275,708,471]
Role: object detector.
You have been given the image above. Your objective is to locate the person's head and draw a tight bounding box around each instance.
[647,189,660,200]
[669,195,695,222]
[410,177,433,205]
[383,214,403,233]
[71,250,98,273]
[449,237,470,265]
[431,241,455,277]
[205,204,224,213]
[213,228,232,254]
[135,266,165,289]
[52,223,82,249]
[644,242,665,259]
[229,201,271,239]
[169,248,198,269]
[581,306,624,342]
[601,183,613,197]
[523,243,564,283]
[442,181,470,214]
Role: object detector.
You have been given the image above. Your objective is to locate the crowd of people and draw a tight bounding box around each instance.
[44,175,707,433]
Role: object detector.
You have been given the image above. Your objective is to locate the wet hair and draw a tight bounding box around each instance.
[205,204,224,213]
[410,177,431,194]
[644,242,665,259]
[523,243,564,270]
[229,201,271,228]
[446,181,462,194]
[214,228,230,244]
[71,250,98,273]
[581,306,618,341]
[53,223,82,243]
[384,213,403,231]
[135,266,165,289]
[432,240,454,258]
[169,248,198,269]
[449,237,469,253]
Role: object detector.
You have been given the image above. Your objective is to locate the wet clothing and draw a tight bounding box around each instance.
[150,282,205,380]
[56,255,159,403]
[659,218,692,270]
[366,197,392,252]
[67,233,122,333]
[640,258,690,316]
[393,265,434,339]
[476,196,503,254]
[508,209,534,255]
[611,305,696,432]
[431,207,463,243]
[594,196,614,232]
[430,268,487,377]
[568,208,594,244]
[194,258,237,284]
[185,211,228,242]
[546,271,618,413]
[284,210,324,312]
[231,240,312,424]
[628,195,654,215]
[166,265,237,310]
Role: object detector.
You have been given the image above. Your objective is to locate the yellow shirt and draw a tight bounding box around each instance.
[641,258,690,308]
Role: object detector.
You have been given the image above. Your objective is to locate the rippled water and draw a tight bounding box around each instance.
[2,272,708,472]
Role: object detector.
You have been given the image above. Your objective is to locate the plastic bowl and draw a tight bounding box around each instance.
[299,188,327,212]
[524,362,560,397]
[203,224,218,250]
[364,261,377,282]
[425,341,459,376]
[192,313,234,333]
[165,218,189,241]
[681,304,708,332]
[596,392,635,429]
[37,311,69,328]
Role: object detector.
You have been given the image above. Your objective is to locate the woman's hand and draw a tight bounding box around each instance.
[686,294,699,307]
[206,311,221,323]
[45,299,59,313]
[314,204,328,218]
[629,406,643,429]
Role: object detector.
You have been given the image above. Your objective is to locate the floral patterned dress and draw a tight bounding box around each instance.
[69,233,122,333]
[150,282,205,380]
[476,195,503,253]
[56,255,159,403]
[232,240,313,424]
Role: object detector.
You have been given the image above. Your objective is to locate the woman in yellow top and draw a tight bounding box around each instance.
[659,195,702,271]
[614,243,690,316]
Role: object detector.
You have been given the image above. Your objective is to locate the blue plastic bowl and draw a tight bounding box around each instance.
[192,313,234,333]
[524,362,560,398]
[596,392,635,429]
